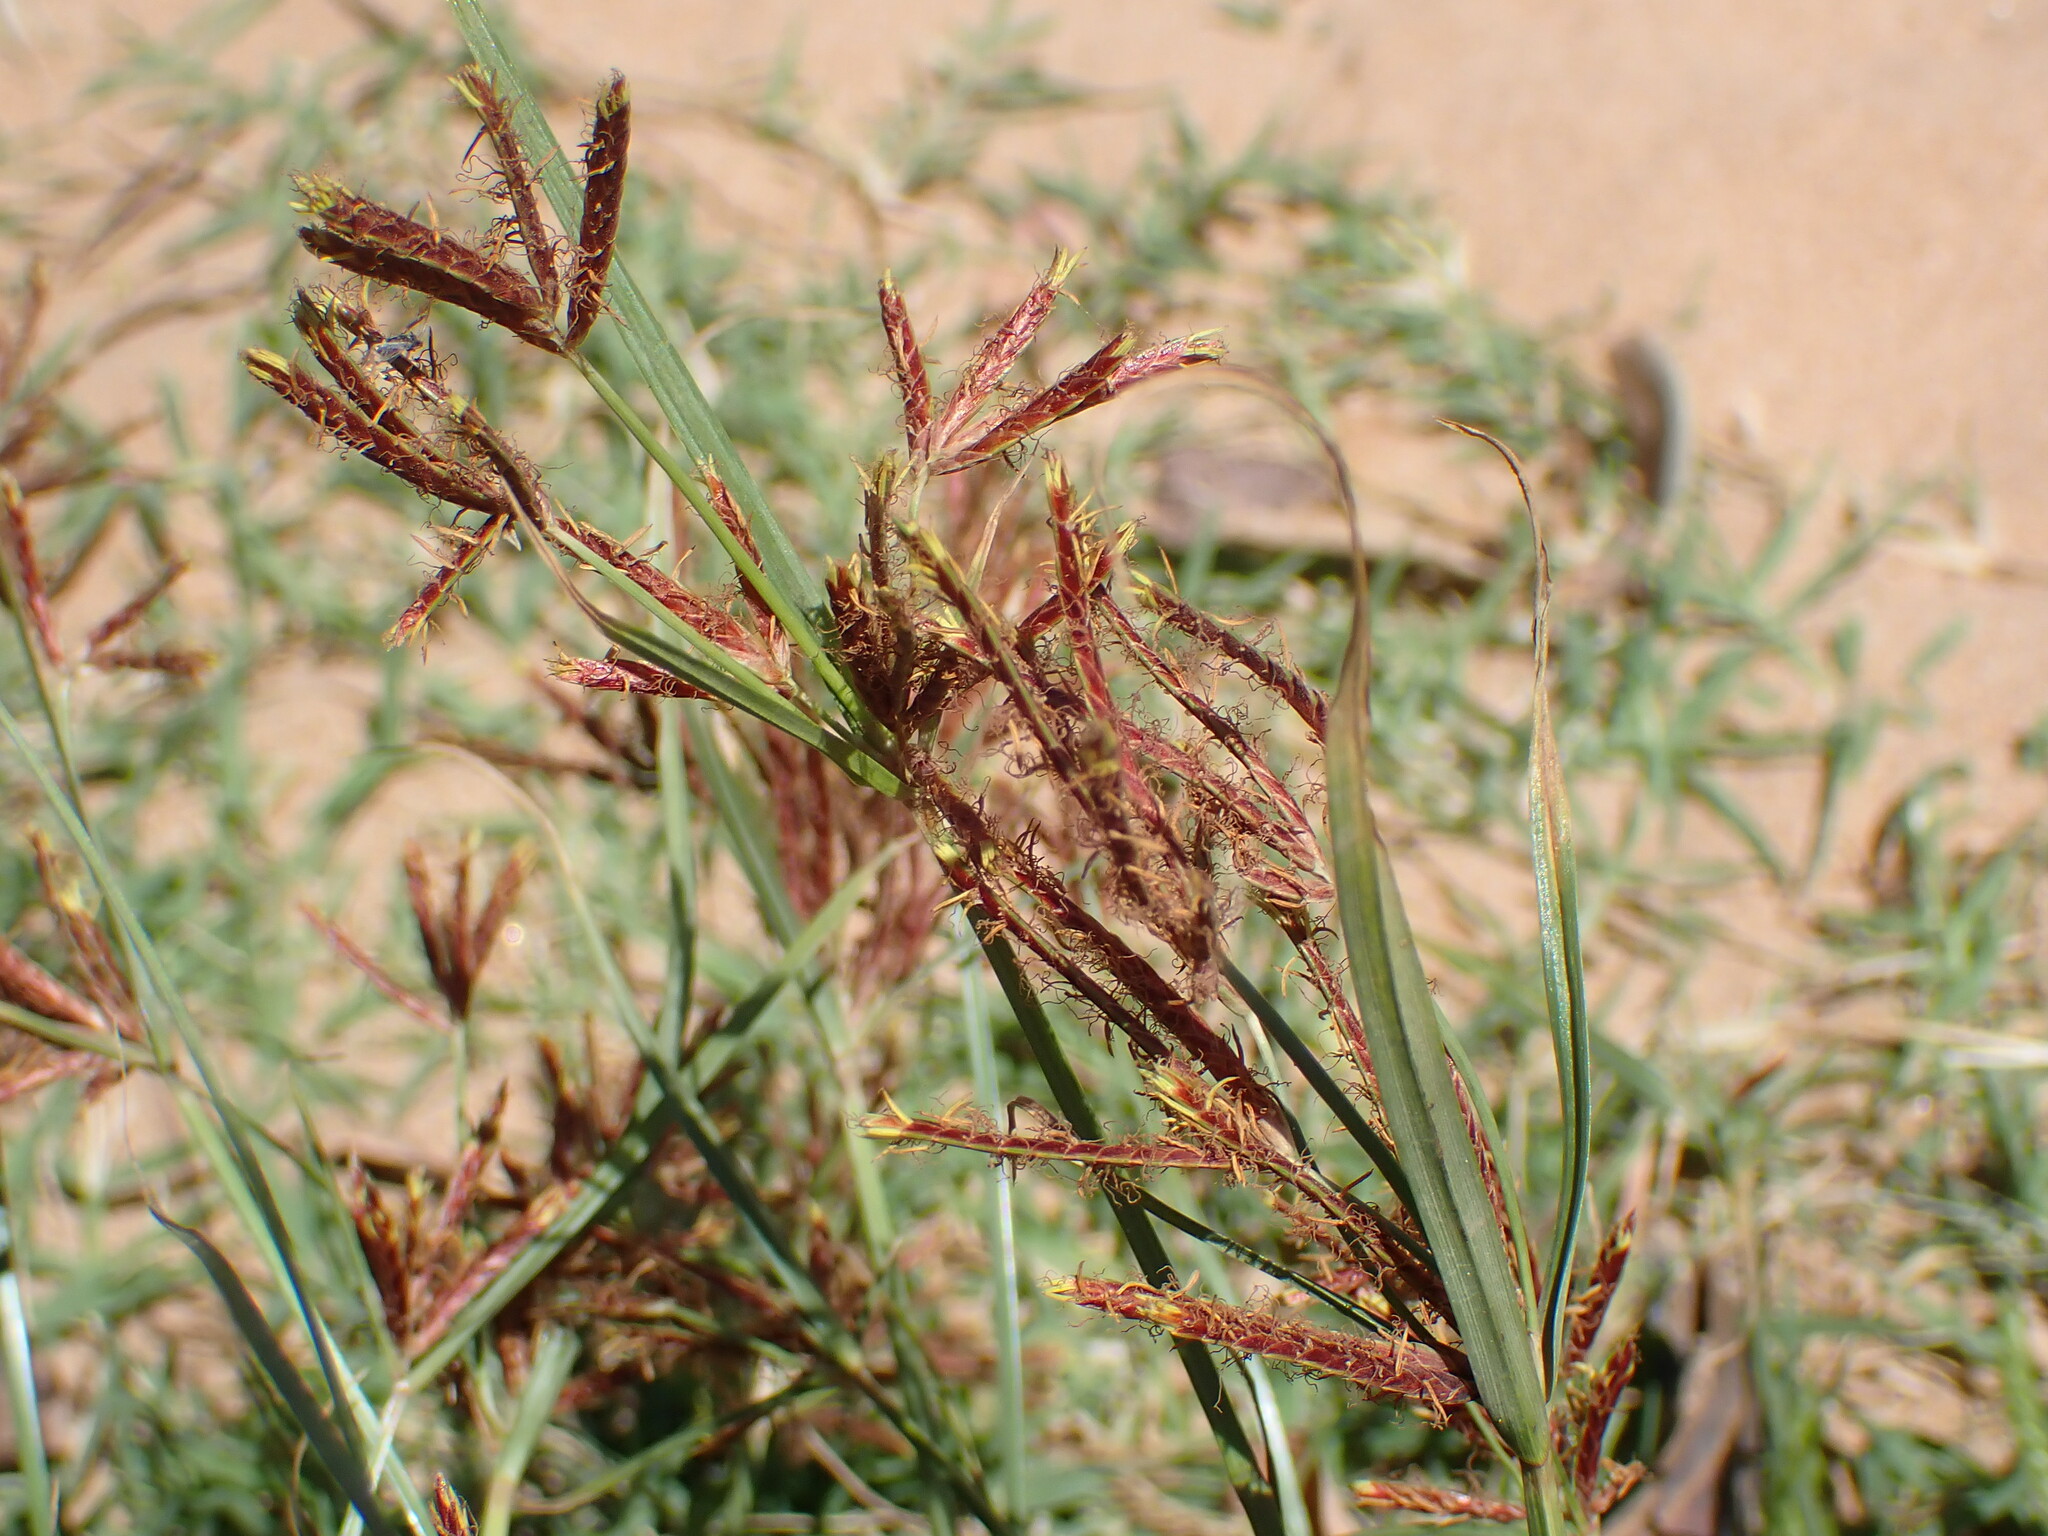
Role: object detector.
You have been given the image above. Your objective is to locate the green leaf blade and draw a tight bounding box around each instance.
[1324,536,1550,1470]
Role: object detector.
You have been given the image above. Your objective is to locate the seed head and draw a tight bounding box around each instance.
[453,65,563,315]
[291,174,559,353]
[565,73,630,347]
[1048,1274,1471,1418]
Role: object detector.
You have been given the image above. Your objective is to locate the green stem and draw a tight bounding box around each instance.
[575,359,882,740]
[977,927,1287,1536]
[654,698,696,1069]
[1520,1456,1571,1536]
[479,1325,579,1536]
[963,961,1029,1522]
[0,1138,53,1536]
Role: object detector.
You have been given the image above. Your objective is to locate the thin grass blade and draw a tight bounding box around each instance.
[1444,422,1594,1391]
[1323,450,1550,1470]
[962,960,1027,1520]
[0,1167,53,1536]
[479,1324,579,1536]
[154,1213,402,1536]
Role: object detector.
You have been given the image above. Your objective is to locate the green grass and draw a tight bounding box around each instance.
[0,4,2041,1533]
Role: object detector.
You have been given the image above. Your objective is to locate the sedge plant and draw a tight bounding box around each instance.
[223,11,1644,1530]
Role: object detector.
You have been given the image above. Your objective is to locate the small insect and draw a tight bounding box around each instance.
[353,321,449,432]
[365,325,444,382]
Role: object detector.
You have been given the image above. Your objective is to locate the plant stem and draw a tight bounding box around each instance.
[0,1138,53,1536]
[1521,1457,1571,1536]
[977,928,1288,1536]
[963,960,1029,1522]
[575,359,883,740]
[479,1325,579,1536]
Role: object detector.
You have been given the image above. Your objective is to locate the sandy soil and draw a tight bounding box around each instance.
[6,0,2045,848]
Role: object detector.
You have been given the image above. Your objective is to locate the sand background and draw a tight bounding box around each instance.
[6,0,2046,878]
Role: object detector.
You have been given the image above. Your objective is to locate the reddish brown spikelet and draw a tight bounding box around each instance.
[1102,331,1226,393]
[1135,1068,1436,1311]
[0,898,116,1101]
[289,290,422,439]
[937,328,1224,473]
[1047,460,1219,976]
[435,1083,508,1244]
[1135,574,1329,742]
[1049,1275,1471,1417]
[31,837,135,1032]
[1589,1459,1647,1516]
[431,1474,478,1536]
[699,463,763,567]
[244,349,510,517]
[403,843,529,1021]
[930,249,1077,450]
[299,286,456,417]
[1,473,61,664]
[558,518,786,684]
[878,274,932,452]
[384,512,513,647]
[1574,1334,1641,1501]
[904,736,1277,1117]
[291,175,559,353]
[861,1101,1237,1172]
[1141,1064,1301,1174]
[549,651,711,701]
[408,1187,567,1356]
[453,66,562,315]
[1102,605,1325,882]
[699,463,790,668]
[86,559,188,656]
[342,1163,412,1336]
[0,931,106,1031]
[936,329,1134,472]
[1351,1481,1524,1524]
[565,73,630,348]
[454,405,555,535]
[1295,924,1380,1094]
[301,903,446,1029]
[1567,1212,1635,1367]
[0,1046,102,1108]
[87,646,212,679]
